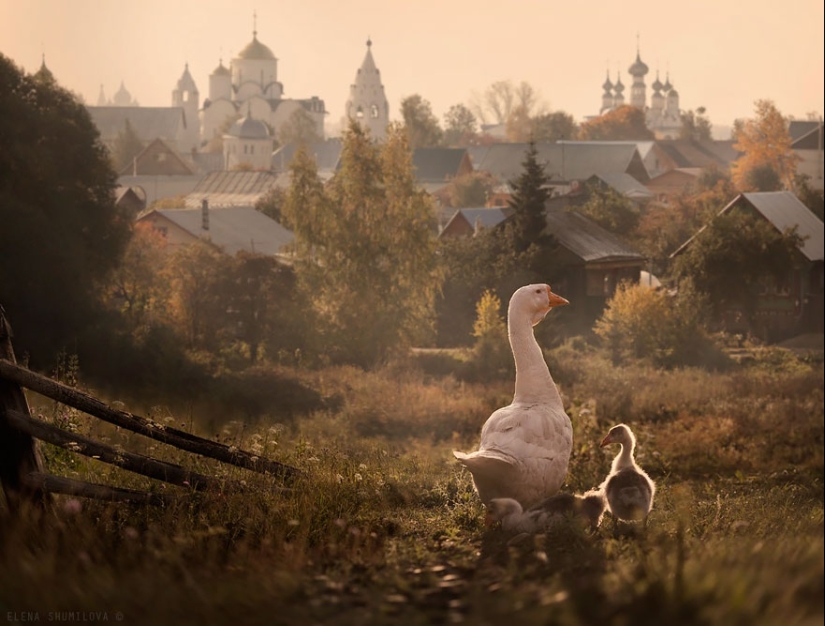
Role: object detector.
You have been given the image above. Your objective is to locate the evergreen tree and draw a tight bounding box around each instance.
[112,119,145,173]
[499,141,557,284]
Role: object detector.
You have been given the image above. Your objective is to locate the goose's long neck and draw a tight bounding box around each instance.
[612,442,635,472]
[509,308,561,405]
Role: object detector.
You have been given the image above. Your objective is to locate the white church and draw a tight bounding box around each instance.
[599,46,683,139]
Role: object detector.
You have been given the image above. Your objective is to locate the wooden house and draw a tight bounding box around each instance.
[673,191,824,340]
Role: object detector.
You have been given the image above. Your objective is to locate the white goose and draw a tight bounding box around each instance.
[486,490,607,534]
[599,424,656,525]
[454,283,571,509]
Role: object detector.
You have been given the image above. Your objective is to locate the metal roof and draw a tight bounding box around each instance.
[544,210,645,263]
[185,171,279,208]
[475,142,645,184]
[412,148,469,182]
[151,206,293,257]
[740,192,824,261]
[588,173,654,198]
[441,207,511,233]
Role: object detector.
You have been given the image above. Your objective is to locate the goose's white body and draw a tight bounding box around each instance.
[599,424,655,523]
[454,284,572,509]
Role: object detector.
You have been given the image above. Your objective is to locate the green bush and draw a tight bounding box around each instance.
[594,280,728,369]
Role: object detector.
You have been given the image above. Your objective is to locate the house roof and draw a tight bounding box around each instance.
[654,139,739,169]
[271,139,342,173]
[86,106,187,142]
[789,121,823,150]
[145,206,293,257]
[475,142,647,184]
[738,192,824,261]
[588,173,654,198]
[545,210,646,263]
[441,207,511,235]
[118,137,195,176]
[412,148,469,182]
[672,191,824,262]
[184,170,279,208]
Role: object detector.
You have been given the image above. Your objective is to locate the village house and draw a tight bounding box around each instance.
[673,191,824,340]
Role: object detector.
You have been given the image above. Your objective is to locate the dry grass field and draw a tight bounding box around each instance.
[1,344,822,626]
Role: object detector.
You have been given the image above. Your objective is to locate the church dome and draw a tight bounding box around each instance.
[602,71,613,92]
[628,52,649,77]
[614,75,625,93]
[238,33,276,60]
[34,55,55,83]
[113,81,135,106]
[652,74,663,93]
[667,89,679,99]
[227,116,270,139]
[212,60,230,76]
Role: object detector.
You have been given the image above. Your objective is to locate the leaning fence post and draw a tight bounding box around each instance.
[0,305,51,512]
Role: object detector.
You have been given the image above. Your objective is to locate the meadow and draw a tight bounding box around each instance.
[0,341,822,626]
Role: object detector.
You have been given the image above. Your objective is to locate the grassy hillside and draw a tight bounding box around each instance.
[1,346,822,625]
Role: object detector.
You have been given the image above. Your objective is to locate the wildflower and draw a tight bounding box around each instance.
[62,499,82,515]
[354,473,363,482]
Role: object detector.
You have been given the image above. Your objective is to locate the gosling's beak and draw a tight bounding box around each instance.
[546,286,569,308]
[599,435,611,448]
[484,511,495,527]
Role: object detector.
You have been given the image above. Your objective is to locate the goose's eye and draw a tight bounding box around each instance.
[535,289,542,294]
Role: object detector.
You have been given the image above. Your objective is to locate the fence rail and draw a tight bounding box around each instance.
[0,306,300,513]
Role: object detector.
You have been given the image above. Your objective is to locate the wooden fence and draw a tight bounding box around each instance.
[0,306,300,513]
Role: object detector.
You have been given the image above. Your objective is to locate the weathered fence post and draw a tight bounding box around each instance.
[0,305,51,512]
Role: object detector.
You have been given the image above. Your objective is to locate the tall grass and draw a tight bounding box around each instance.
[0,346,822,625]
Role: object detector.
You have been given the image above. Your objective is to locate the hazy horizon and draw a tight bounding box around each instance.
[2,0,823,137]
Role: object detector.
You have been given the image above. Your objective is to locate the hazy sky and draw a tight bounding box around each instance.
[2,0,823,136]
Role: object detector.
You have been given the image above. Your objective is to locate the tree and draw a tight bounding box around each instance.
[679,108,713,141]
[470,80,545,125]
[671,209,801,324]
[576,183,640,236]
[445,171,495,208]
[531,111,579,143]
[283,121,441,365]
[730,100,799,191]
[255,186,288,223]
[579,105,654,140]
[0,53,132,365]
[443,103,478,147]
[794,173,825,222]
[277,108,323,147]
[105,222,168,330]
[111,119,145,173]
[400,94,443,149]
[498,141,557,286]
[744,163,783,192]
[164,241,234,350]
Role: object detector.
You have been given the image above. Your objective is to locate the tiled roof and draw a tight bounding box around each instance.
[588,173,654,198]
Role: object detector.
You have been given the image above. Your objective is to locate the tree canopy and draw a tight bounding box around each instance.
[671,208,802,323]
[443,104,478,147]
[283,121,441,365]
[579,105,654,141]
[730,100,799,191]
[0,53,132,364]
[400,94,443,149]
[277,108,323,147]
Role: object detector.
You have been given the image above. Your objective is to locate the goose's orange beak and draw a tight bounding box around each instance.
[547,287,569,308]
[599,434,612,448]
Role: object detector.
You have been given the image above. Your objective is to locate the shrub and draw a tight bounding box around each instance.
[594,280,727,369]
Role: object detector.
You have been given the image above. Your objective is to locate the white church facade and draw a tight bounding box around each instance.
[599,47,683,139]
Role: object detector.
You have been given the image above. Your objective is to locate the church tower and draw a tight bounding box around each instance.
[628,43,649,109]
[344,39,389,140]
[172,63,200,152]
